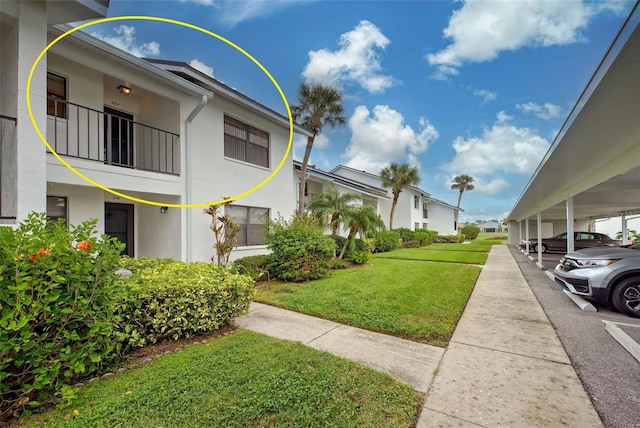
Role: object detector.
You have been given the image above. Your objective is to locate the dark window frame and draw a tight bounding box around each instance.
[223,115,270,168]
[47,72,67,119]
[227,204,270,247]
[46,195,68,226]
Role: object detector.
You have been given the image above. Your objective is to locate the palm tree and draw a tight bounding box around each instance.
[338,205,384,259]
[379,163,420,230]
[292,82,346,217]
[451,174,474,227]
[308,186,362,237]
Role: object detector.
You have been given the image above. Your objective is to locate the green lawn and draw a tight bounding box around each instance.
[372,247,488,264]
[20,331,420,428]
[255,258,480,347]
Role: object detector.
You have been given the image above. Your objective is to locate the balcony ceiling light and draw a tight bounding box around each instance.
[118,85,132,95]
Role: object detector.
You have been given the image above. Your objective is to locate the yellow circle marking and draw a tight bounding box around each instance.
[27,16,294,208]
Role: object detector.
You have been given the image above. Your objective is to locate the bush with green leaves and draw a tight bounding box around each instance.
[116,258,255,351]
[461,225,480,240]
[349,250,369,265]
[331,236,373,259]
[231,255,269,282]
[435,234,467,243]
[369,230,401,253]
[327,257,350,270]
[0,213,124,421]
[414,229,438,246]
[264,216,336,282]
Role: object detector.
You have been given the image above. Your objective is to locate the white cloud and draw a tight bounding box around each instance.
[516,102,563,120]
[293,133,330,162]
[302,20,398,93]
[217,0,312,27]
[427,0,612,78]
[343,105,439,173]
[91,25,160,57]
[443,112,549,176]
[473,88,496,104]
[189,59,214,78]
[470,176,510,195]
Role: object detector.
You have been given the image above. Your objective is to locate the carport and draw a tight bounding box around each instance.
[507,3,640,268]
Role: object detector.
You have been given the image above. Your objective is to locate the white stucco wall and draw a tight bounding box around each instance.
[426,202,456,235]
[188,95,296,262]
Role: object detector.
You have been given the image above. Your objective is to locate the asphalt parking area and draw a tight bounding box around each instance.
[511,246,640,428]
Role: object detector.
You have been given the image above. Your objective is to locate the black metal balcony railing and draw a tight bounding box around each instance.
[47,97,180,175]
[0,114,18,220]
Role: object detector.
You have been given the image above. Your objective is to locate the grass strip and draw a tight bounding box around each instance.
[372,248,488,264]
[255,258,480,347]
[21,331,421,428]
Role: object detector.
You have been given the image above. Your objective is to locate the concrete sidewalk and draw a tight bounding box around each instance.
[237,244,603,427]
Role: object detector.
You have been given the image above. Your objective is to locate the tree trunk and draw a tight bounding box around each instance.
[389,192,400,230]
[456,190,463,209]
[297,133,316,217]
[330,213,339,237]
[339,227,357,259]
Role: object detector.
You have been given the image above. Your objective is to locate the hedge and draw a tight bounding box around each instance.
[116,258,255,351]
[0,214,124,421]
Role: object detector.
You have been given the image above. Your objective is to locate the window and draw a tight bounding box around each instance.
[224,116,269,167]
[414,222,420,230]
[47,72,67,118]
[422,203,428,219]
[46,196,67,225]
[414,195,419,209]
[227,205,269,246]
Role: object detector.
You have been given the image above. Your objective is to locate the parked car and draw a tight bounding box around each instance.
[553,243,640,317]
[522,231,622,254]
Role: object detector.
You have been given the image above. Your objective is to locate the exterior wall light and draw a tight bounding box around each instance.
[160,206,168,214]
[118,85,132,95]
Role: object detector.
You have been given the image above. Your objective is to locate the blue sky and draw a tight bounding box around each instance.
[92,0,635,222]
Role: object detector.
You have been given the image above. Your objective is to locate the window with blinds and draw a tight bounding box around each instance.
[47,72,67,119]
[224,116,269,168]
[226,205,269,246]
[46,196,67,225]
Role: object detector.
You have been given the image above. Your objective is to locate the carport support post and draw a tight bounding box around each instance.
[621,213,628,245]
[536,212,544,268]
[525,218,530,254]
[566,197,575,253]
[519,221,522,247]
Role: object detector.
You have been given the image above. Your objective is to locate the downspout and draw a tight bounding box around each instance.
[185,94,209,262]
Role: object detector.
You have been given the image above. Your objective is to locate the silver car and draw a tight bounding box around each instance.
[553,243,640,318]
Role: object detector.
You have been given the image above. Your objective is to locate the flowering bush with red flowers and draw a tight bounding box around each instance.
[0,213,124,422]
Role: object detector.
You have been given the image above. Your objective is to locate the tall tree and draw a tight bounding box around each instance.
[338,205,384,259]
[308,186,362,237]
[379,163,420,230]
[451,174,475,227]
[291,82,346,217]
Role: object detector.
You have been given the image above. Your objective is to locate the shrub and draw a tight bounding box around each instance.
[369,230,401,253]
[349,250,369,265]
[0,213,124,421]
[231,255,268,282]
[414,229,438,246]
[331,236,374,259]
[461,225,480,240]
[394,228,414,242]
[265,216,336,282]
[402,240,422,248]
[435,234,466,243]
[327,257,350,270]
[116,259,255,351]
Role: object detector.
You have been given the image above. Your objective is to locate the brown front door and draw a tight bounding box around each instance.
[105,203,134,256]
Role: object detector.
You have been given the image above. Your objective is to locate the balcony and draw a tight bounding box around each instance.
[47,98,180,175]
[0,114,17,220]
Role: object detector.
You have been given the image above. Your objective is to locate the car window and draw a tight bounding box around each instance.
[557,233,567,240]
[577,233,595,240]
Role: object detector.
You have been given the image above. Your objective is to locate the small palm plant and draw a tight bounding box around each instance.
[308,186,362,237]
[338,205,384,259]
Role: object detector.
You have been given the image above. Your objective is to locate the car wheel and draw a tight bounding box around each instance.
[531,243,547,254]
[612,277,640,318]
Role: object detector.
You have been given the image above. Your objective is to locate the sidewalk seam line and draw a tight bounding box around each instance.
[450,339,572,365]
[305,324,342,346]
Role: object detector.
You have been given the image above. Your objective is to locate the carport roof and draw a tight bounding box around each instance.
[507,3,640,222]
